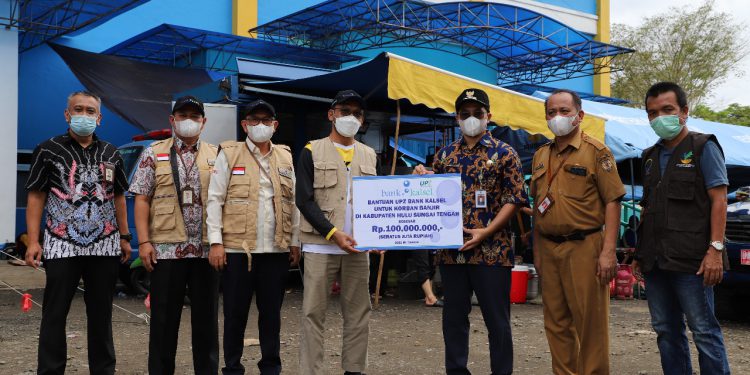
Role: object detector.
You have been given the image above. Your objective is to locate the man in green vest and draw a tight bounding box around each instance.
[130,96,219,374]
[296,90,378,375]
[206,99,300,375]
[633,82,730,375]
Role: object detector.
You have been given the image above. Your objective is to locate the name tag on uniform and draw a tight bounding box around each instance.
[103,162,115,183]
[207,159,215,167]
[156,153,170,161]
[182,188,194,206]
[537,194,554,216]
[232,167,245,175]
[475,190,487,208]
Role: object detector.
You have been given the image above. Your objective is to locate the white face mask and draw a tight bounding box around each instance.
[334,115,361,138]
[459,116,487,137]
[174,119,202,138]
[248,124,274,143]
[547,112,579,137]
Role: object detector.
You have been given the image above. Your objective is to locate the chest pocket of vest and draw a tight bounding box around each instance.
[279,174,294,199]
[281,202,294,234]
[223,203,247,234]
[313,162,338,188]
[228,174,250,198]
[359,165,377,176]
[155,166,173,189]
[666,172,703,231]
[153,204,176,230]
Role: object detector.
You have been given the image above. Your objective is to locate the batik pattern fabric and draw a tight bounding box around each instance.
[26,133,128,259]
[129,137,205,259]
[432,131,528,267]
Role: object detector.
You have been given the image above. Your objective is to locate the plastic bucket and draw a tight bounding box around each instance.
[510,265,530,304]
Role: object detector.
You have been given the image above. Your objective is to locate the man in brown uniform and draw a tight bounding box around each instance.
[531,89,625,375]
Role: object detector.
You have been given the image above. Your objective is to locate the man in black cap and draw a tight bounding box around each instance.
[207,99,300,375]
[414,88,528,374]
[296,90,377,375]
[130,95,220,374]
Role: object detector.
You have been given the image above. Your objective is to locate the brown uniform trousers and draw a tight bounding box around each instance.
[531,130,625,375]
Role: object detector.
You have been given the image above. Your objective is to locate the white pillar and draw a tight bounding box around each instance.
[0,0,18,243]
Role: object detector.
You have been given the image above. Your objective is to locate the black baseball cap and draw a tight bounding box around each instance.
[172,96,205,116]
[455,88,490,113]
[243,99,276,118]
[331,89,366,109]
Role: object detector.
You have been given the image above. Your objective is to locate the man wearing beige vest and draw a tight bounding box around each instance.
[206,99,300,375]
[296,90,378,375]
[130,96,220,374]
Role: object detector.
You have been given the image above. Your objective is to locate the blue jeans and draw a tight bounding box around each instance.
[645,266,730,375]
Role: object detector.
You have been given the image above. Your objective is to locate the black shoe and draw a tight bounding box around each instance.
[344,372,364,375]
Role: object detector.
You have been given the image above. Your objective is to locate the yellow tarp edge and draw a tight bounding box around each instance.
[385,54,606,141]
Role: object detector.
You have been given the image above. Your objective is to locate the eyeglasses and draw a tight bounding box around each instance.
[458,110,487,120]
[245,118,276,126]
[333,107,364,118]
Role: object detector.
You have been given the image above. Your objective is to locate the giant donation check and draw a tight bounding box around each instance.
[352,174,463,250]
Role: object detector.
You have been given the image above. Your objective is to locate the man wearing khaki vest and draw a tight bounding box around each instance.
[206,99,301,375]
[130,96,220,374]
[296,90,377,375]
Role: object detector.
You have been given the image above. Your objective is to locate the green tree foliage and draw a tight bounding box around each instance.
[611,1,749,108]
[692,103,750,126]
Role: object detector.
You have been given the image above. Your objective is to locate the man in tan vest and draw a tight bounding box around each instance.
[130,96,220,374]
[296,90,378,375]
[206,99,300,375]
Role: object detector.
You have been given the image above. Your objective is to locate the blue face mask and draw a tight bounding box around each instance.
[69,115,97,136]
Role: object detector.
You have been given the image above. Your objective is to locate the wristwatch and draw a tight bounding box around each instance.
[120,233,133,242]
[710,240,725,252]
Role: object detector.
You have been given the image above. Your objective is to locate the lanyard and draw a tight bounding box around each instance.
[245,142,277,213]
[544,146,573,196]
[175,145,197,184]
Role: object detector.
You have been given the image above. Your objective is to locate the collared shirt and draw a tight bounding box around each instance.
[129,137,205,259]
[531,130,625,237]
[26,132,128,259]
[206,139,300,253]
[432,131,529,267]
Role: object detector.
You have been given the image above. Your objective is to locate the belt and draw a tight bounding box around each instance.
[541,227,602,243]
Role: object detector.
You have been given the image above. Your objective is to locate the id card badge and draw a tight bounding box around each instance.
[475,190,487,208]
[537,194,554,216]
[182,188,194,206]
[103,162,115,183]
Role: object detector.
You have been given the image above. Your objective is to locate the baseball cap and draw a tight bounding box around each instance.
[455,88,490,113]
[331,89,366,109]
[172,96,205,116]
[243,99,276,118]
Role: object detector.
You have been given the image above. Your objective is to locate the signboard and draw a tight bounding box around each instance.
[352,174,463,250]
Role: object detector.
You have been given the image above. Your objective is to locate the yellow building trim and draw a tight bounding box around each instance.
[593,0,611,97]
[233,0,258,37]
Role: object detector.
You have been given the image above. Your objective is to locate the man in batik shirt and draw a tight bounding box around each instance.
[130,96,219,374]
[415,88,528,375]
[26,91,131,374]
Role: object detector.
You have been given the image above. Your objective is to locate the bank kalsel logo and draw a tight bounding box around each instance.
[676,151,695,168]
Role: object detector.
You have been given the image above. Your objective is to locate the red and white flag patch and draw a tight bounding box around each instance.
[156,153,169,161]
[232,167,245,175]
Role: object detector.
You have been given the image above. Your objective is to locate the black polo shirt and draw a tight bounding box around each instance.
[26,132,129,259]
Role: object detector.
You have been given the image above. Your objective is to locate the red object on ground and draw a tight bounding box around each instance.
[510,265,530,304]
[331,280,341,295]
[144,293,151,310]
[615,264,636,300]
[21,293,32,312]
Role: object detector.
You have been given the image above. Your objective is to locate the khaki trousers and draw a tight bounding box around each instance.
[540,232,610,375]
[299,251,371,375]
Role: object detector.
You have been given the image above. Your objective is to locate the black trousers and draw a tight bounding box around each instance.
[38,256,120,375]
[413,250,435,284]
[222,253,289,375]
[440,264,513,375]
[148,258,219,375]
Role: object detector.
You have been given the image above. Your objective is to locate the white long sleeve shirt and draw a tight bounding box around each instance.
[206,139,300,253]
